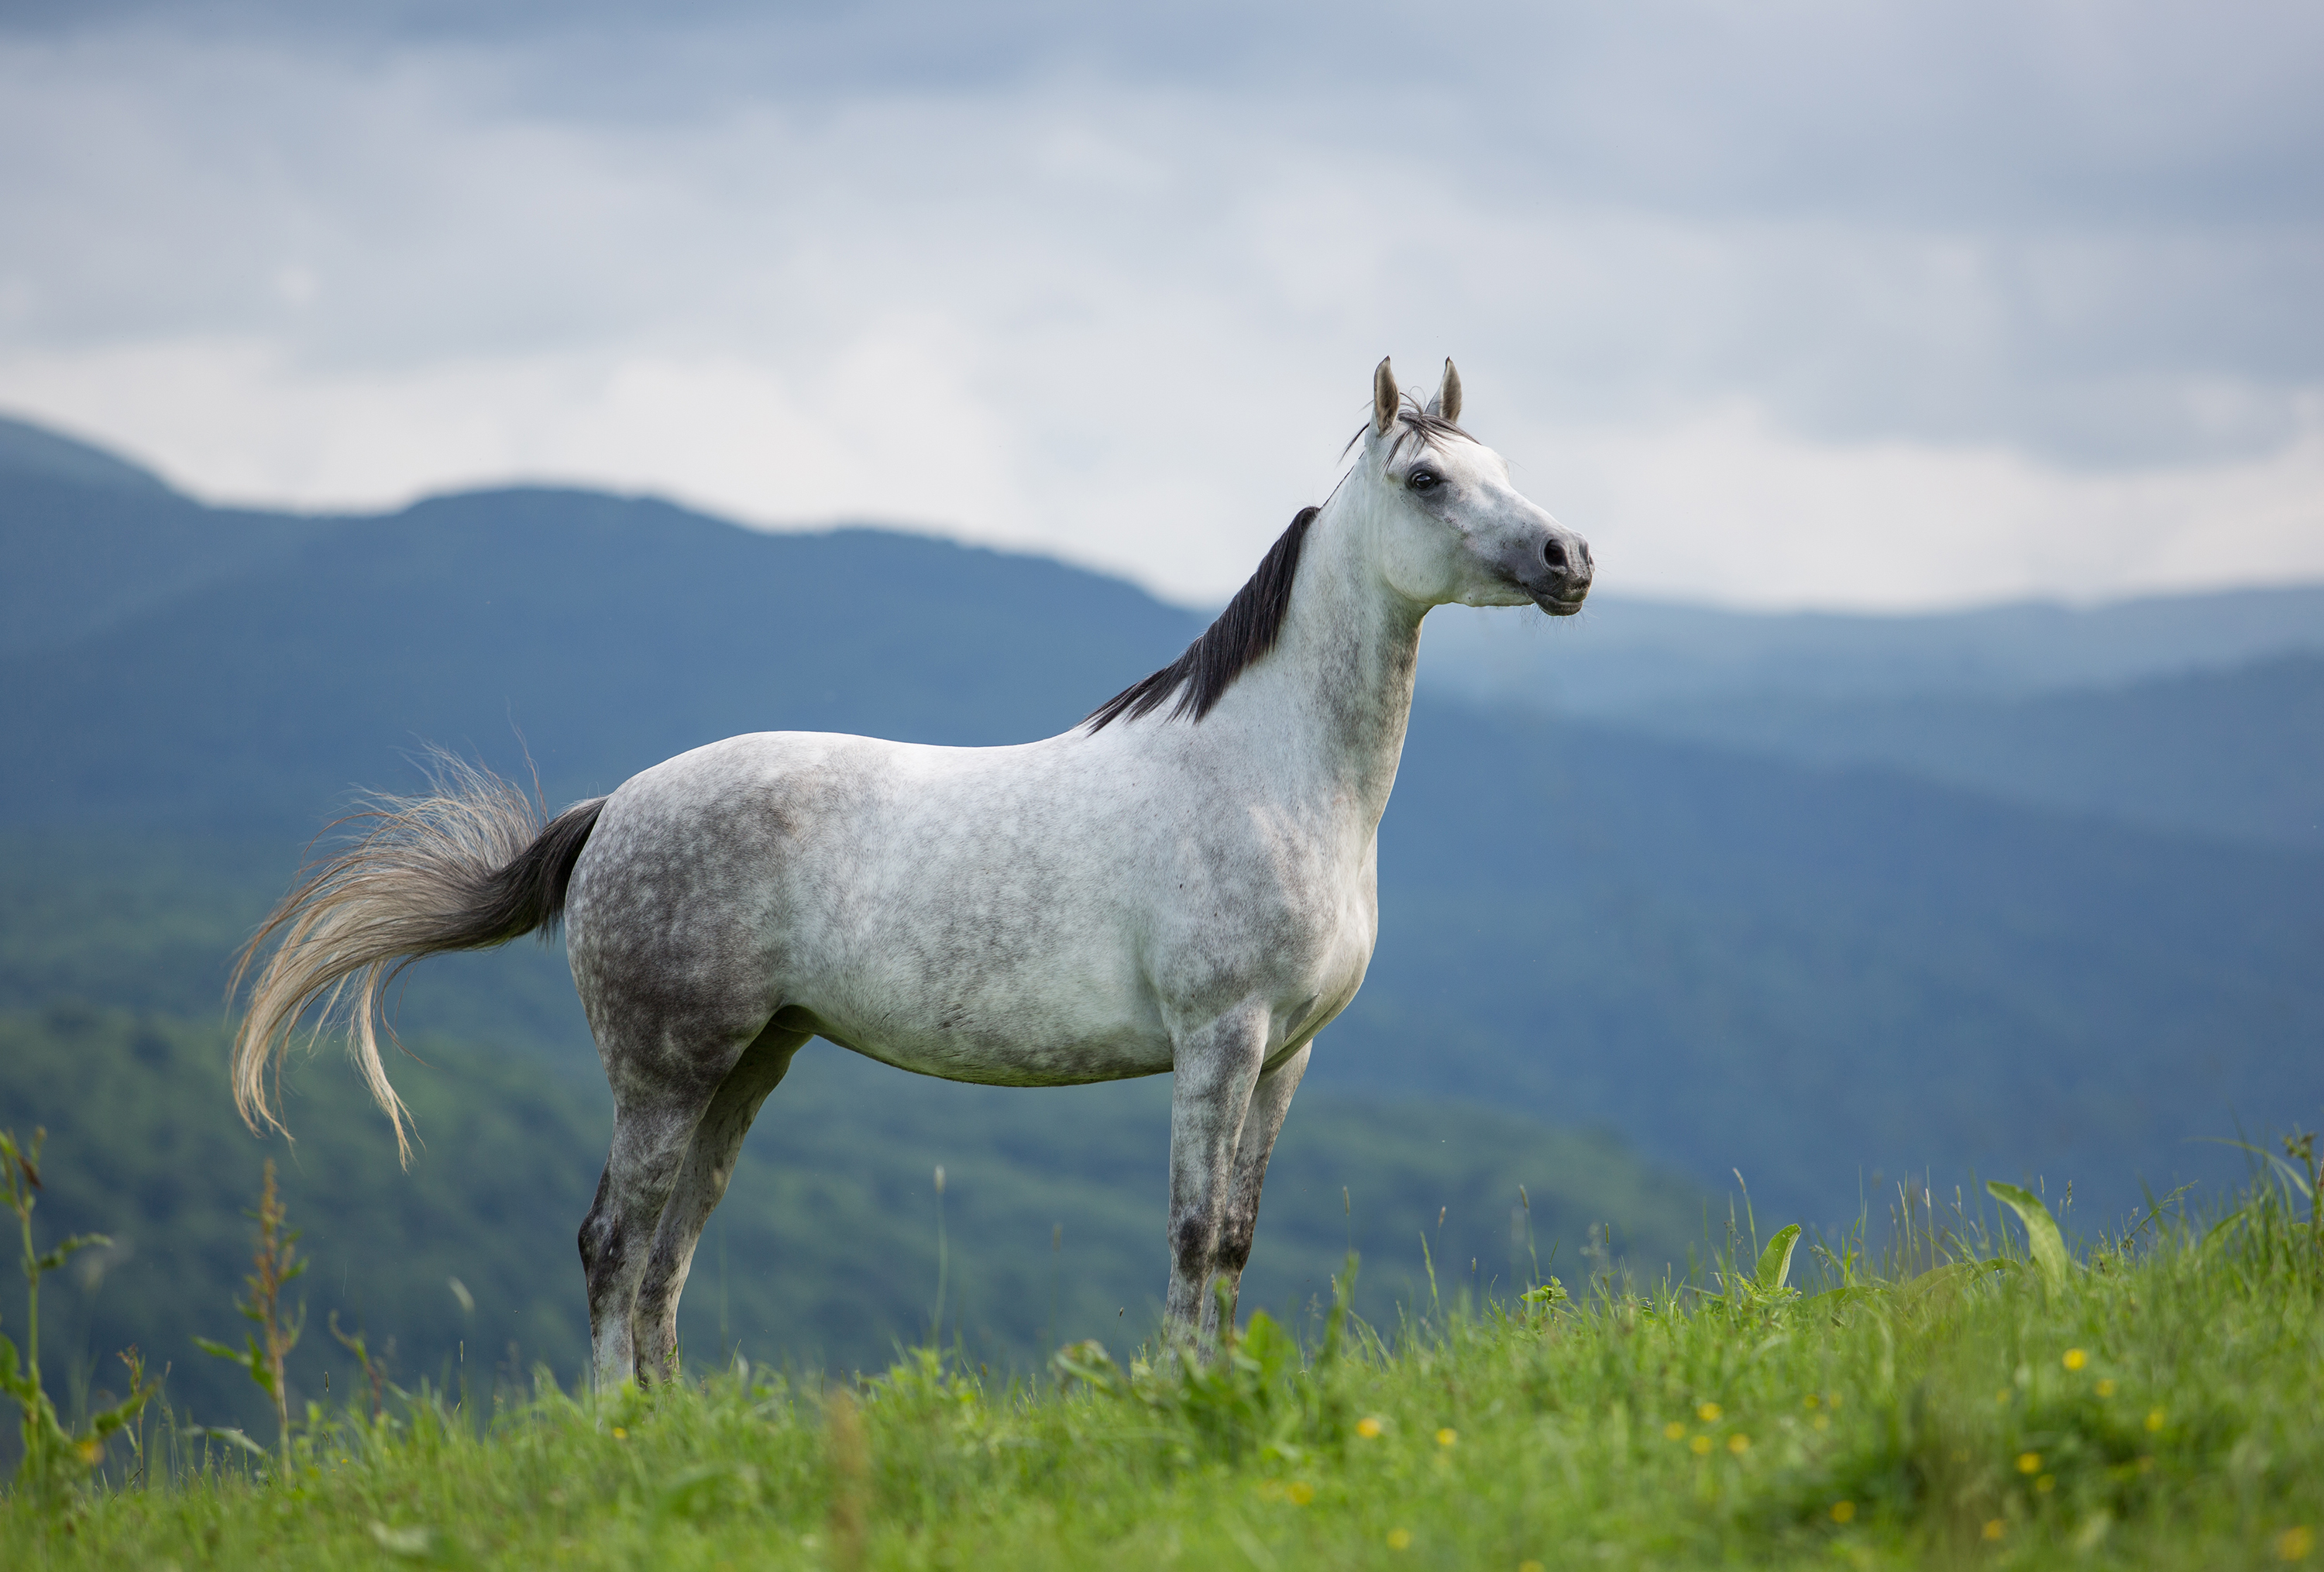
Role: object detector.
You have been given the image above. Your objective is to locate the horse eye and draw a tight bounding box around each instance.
[1408,469,1438,490]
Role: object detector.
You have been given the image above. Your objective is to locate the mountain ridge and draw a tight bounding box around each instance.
[11,410,2324,701]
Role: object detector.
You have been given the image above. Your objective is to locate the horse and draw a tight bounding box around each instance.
[231,356,1593,1388]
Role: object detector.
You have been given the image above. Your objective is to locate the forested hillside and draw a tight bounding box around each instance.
[1422,581,2324,713]
[1596,655,2324,849]
[1422,583,2324,848]
[3,413,2319,1433]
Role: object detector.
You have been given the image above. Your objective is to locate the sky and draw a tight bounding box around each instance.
[2,1,2320,610]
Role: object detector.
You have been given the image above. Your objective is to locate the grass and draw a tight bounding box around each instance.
[4,1158,2321,1570]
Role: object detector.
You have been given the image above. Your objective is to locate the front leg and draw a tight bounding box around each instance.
[1164,1002,1271,1345]
[1213,1041,1310,1327]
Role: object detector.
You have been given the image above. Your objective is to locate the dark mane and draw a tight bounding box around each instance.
[1084,505,1320,731]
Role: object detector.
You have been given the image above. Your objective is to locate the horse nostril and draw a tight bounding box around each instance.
[1544,539,1568,572]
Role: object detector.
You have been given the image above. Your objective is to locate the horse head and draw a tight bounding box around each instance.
[1355,356,1593,617]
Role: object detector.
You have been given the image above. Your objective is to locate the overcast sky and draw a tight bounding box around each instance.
[2,1,2319,608]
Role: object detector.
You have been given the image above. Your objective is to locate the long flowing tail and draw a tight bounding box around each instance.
[230,755,606,1164]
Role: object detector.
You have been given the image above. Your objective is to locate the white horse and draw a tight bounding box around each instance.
[232,356,1593,1388]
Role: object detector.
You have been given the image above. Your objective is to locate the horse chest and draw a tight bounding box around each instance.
[1143,814,1377,1011]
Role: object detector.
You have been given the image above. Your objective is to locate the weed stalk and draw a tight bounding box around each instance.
[195,1159,308,1457]
[330,1312,387,1420]
[0,1127,156,1508]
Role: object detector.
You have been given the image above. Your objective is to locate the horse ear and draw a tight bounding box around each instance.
[1426,359,1463,424]
[1373,357,1398,436]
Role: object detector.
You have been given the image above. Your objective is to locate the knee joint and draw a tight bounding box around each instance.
[1215,1208,1257,1274]
[1171,1213,1216,1276]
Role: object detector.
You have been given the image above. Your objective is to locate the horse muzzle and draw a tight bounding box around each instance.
[1529,529,1593,616]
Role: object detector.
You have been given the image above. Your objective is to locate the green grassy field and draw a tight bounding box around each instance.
[5,1143,2320,1570]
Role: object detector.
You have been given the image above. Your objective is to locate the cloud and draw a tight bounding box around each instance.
[0,5,2318,607]
[1533,400,2324,611]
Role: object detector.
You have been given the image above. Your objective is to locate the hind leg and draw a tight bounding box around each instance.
[633,1023,809,1382]
[579,1078,715,1391]
[578,1007,773,1390]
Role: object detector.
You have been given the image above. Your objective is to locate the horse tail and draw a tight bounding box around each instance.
[230,755,607,1165]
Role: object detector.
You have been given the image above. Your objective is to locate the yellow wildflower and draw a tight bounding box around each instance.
[2062,1348,2088,1371]
[1356,1415,1384,1440]
[2146,1408,2167,1433]
[1697,1402,1722,1422]
[1387,1528,1413,1550]
[1728,1433,1751,1455]
[1435,1428,1457,1447]
[1690,1434,1714,1456]
[1831,1501,1856,1524]
[2095,1378,2117,1398]
[1286,1481,1315,1506]
[1663,1421,1686,1440]
[2016,1452,2042,1474]
[1983,1519,2006,1541]
[2277,1526,2314,1561]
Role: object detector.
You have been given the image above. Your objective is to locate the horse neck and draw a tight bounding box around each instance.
[1226,485,1426,829]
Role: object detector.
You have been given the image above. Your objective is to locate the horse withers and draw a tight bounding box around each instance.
[232,356,1593,1388]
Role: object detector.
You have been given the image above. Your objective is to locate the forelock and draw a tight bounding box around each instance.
[1345,401,1481,465]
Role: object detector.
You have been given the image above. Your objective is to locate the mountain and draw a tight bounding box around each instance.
[1606,655,2324,850]
[1347,705,2322,1216]
[0,414,177,500]
[0,485,1202,827]
[0,415,326,660]
[3,413,2319,1411]
[1420,583,2324,713]
[1418,580,2324,851]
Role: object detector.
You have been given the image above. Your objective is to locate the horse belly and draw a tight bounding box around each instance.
[771,763,1177,1083]
[811,1013,1174,1087]
[787,953,1174,1088]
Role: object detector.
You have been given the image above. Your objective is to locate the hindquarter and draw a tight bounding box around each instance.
[563,745,803,1099]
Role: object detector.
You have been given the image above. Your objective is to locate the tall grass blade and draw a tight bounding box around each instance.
[183,1423,268,1458]
[2205,1138,2316,1203]
[1753,1223,1801,1294]
[1985,1180,2069,1288]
